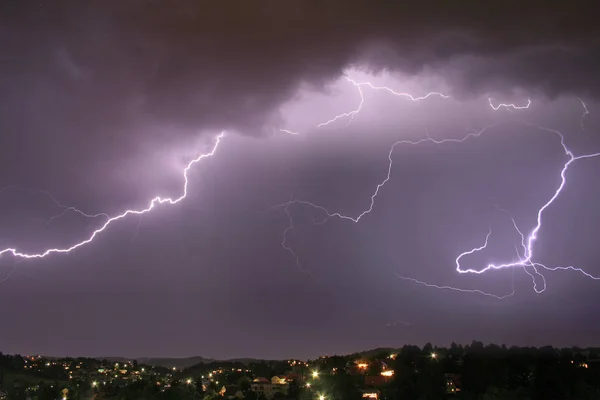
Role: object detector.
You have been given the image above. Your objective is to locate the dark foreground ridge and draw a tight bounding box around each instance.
[2,342,600,399]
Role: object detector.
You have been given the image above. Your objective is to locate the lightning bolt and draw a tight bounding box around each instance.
[578,97,589,131]
[276,121,600,296]
[488,98,532,110]
[280,201,313,277]
[0,133,224,259]
[395,273,515,300]
[273,73,598,297]
[281,74,451,135]
[454,124,600,286]
[274,124,494,223]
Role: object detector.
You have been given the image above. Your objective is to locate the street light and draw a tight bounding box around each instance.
[312,370,319,379]
[431,352,437,359]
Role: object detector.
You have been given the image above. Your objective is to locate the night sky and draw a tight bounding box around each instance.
[1,1,600,360]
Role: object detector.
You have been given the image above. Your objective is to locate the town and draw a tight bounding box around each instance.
[1,343,599,399]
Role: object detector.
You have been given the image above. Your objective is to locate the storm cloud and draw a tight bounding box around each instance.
[1,0,598,138]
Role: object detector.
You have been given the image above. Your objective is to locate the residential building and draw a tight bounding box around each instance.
[251,376,289,399]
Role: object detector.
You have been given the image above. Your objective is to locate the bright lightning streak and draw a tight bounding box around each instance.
[282,75,451,134]
[280,129,300,135]
[347,77,450,101]
[317,77,366,128]
[277,121,600,295]
[0,133,225,259]
[455,124,600,289]
[316,76,451,128]
[488,98,532,110]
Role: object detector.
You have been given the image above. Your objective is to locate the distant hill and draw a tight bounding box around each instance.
[354,347,397,358]
[137,356,214,369]
[139,357,284,369]
[67,355,280,369]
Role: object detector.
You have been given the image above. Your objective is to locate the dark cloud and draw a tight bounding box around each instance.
[1,0,598,141]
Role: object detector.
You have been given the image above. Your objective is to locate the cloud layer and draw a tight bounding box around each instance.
[1,0,598,140]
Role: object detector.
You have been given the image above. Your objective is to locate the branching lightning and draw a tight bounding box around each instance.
[453,127,600,291]
[278,122,600,296]
[1,69,596,300]
[0,133,224,259]
[280,75,451,136]
[274,76,600,297]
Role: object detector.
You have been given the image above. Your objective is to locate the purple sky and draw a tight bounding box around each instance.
[1,1,599,360]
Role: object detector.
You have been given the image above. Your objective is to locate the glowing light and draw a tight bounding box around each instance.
[312,370,319,378]
[357,363,368,369]
[306,383,311,388]
[0,133,224,260]
[186,378,192,384]
[381,370,394,377]
[319,395,326,400]
[431,352,437,359]
[92,381,97,387]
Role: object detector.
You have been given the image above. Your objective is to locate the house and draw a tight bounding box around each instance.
[271,375,287,385]
[251,377,289,399]
[445,373,462,394]
[362,389,379,399]
[285,373,302,382]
